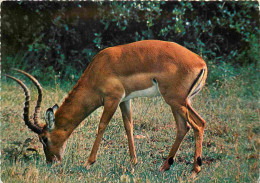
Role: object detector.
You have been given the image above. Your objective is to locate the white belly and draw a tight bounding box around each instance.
[122,82,161,102]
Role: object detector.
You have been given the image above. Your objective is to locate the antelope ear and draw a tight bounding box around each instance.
[52,104,59,113]
[45,108,55,131]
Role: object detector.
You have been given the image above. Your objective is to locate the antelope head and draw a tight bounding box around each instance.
[5,69,66,163]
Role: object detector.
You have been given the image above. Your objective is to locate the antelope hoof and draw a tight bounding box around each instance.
[83,159,96,169]
[131,158,138,165]
[159,163,170,172]
[193,166,201,173]
[191,156,202,176]
[159,157,173,172]
[191,166,201,178]
[191,171,198,179]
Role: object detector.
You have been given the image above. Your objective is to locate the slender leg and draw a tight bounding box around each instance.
[160,109,190,172]
[119,100,137,164]
[173,102,206,175]
[84,97,121,166]
[186,103,206,174]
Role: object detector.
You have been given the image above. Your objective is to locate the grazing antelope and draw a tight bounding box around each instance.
[6,40,207,175]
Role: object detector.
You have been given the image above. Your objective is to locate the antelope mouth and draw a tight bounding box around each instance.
[46,155,61,164]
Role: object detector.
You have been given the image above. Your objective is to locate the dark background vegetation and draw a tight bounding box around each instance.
[2,1,259,84]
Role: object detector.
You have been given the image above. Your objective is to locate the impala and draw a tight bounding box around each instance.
[6,40,207,175]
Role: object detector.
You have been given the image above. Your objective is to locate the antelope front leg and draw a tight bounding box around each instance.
[84,97,121,166]
[119,100,137,165]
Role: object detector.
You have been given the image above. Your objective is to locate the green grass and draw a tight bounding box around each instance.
[1,65,259,182]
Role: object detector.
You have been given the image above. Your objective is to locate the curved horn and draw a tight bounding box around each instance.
[5,74,43,134]
[13,69,43,128]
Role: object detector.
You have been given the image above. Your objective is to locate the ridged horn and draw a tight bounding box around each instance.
[12,69,43,128]
[5,74,43,134]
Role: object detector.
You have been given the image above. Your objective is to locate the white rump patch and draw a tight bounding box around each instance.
[122,80,161,102]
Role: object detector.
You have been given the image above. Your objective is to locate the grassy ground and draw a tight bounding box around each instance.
[1,65,259,182]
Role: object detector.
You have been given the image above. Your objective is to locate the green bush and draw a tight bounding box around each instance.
[1,1,259,82]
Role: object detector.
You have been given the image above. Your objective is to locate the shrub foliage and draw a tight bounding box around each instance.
[2,1,259,81]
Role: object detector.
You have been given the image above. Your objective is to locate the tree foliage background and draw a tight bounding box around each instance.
[2,1,259,83]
